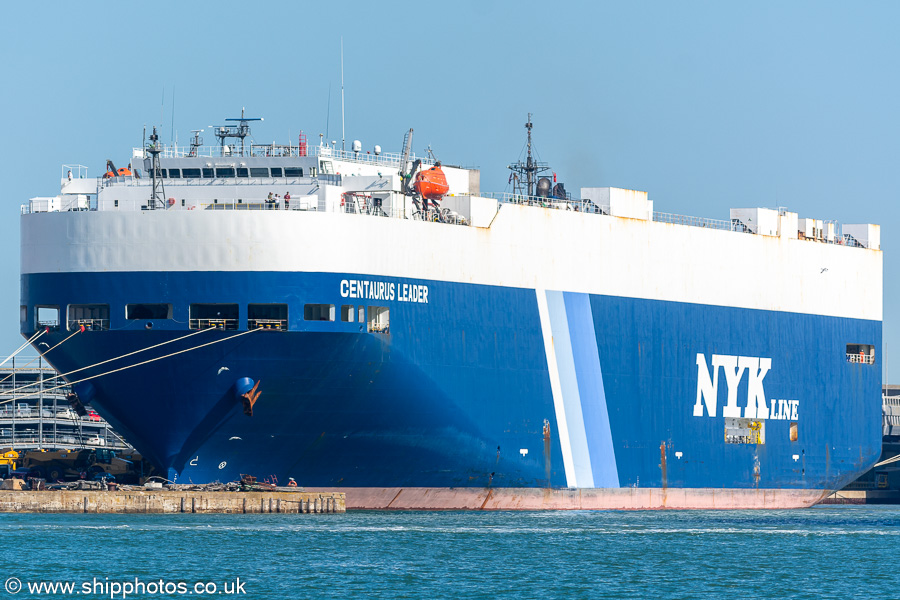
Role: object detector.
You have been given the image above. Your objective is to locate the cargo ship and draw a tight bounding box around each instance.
[19,114,883,509]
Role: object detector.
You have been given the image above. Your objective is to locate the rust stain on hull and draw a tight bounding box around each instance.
[304,487,832,510]
[241,380,261,417]
[543,419,552,485]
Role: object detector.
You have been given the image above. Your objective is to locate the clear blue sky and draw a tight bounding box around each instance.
[1,1,898,378]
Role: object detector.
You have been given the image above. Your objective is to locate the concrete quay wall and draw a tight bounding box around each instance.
[0,490,345,514]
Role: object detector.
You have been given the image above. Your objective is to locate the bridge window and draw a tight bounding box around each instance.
[270,167,283,177]
[189,303,238,330]
[19,306,25,323]
[68,304,109,331]
[250,168,269,177]
[724,417,764,444]
[202,168,214,178]
[367,306,390,334]
[341,305,355,322]
[304,304,334,321]
[249,304,287,330]
[847,344,875,365]
[284,167,304,178]
[126,304,172,320]
[182,168,201,178]
[215,167,235,178]
[36,306,59,331]
[168,168,181,179]
[236,168,249,178]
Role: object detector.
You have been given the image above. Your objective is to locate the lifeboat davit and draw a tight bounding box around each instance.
[413,163,449,200]
[103,167,132,179]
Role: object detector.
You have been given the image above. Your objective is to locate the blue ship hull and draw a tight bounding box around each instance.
[21,270,882,493]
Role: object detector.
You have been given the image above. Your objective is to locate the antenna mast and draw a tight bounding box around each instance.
[211,108,263,156]
[170,85,176,143]
[508,113,549,197]
[147,126,165,210]
[340,37,346,152]
[189,129,204,157]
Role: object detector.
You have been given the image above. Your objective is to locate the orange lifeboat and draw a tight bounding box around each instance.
[103,167,132,178]
[413,163,449,200]
[103,159,132,179]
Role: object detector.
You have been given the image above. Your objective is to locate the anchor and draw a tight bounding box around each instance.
[240,380,261,417]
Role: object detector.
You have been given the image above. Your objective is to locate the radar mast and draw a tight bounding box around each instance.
[507,113,550,198]
[211,108,262,157]
[147,126,165,210]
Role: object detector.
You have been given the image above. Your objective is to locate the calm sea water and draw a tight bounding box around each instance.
[0,506,896,599]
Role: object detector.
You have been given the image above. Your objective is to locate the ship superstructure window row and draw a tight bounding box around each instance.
[24,302,390,334]
[155,166,302,179]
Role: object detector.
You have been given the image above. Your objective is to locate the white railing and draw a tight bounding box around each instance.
[248,319,287,331]
[136,143,433,168]
[199,199,319,212]
[189,318,238,331]
[68,318,109,331]
[485,192,608,214]
[841,234,865,248]
[653,212,744,232]
[847,353,875,365]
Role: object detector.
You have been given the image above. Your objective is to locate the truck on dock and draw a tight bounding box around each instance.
[20,448,154,483]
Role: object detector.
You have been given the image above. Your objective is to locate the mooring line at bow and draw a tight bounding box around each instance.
[0,327,262,405]
[6,327,216,396]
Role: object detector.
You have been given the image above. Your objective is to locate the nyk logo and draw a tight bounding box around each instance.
[693,354,799,421]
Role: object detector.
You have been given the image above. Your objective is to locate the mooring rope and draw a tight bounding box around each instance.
[0,329,46,369]
[0,327,262,405]
[0,327,84,387]
[7,327,215,396]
